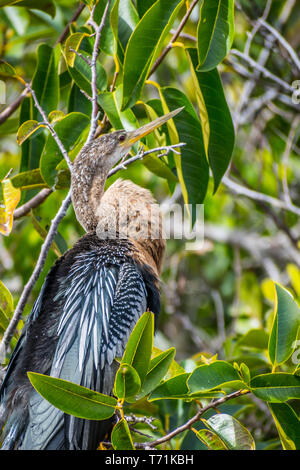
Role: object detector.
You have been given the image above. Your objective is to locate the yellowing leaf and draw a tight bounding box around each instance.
[17,120,47,145]
[0,178,21,236]
[65,32,89,67]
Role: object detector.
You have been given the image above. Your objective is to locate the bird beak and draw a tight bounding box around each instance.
[120,107,184,149]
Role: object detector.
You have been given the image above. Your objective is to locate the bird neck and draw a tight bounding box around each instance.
[71,160,109,233]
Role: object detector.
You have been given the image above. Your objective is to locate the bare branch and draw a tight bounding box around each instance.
[14,188,53,220]
[135,390,250,448]
[85,0,112,146]
[55,3,86,45]
[149,0,200,77]
[0,88,28,125]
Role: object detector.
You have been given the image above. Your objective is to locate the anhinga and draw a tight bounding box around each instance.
[0,109,180,450]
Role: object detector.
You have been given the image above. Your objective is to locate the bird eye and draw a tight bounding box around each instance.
[119,134,126,142]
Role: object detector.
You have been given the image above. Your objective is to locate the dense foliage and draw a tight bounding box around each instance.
[0,0,300,450]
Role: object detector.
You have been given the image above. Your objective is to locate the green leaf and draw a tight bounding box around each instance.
[27,372,117,420]
[40,112,90,188]
[68,50,107,99]
[202,413,255,450]
[98,85,139,132]
[160,86,209,226]
[111,418,135,450]
[17,120,47,145]
[113,363,141,400]
[186,48,235,192]
[269,403,300,450]
[121,0,184,109]
[197,0,235,71]
[235,328,269,351]
[11,168,48,190]
[32,44,60,117]
[269,283,300,368]
[137,347,176,398]
[65,32,89,67]
[0,0,56,17]
[136,0,157,18]
[0,59,17,77]
[194,429,228,450]
[188,361,245,394]
[94,0,118,56]
[0,280,14,317]
[121,311,154,385]
[149,373,223,401]
[250,373,300,402]
[19,96,45,172]
[118,0,139,53]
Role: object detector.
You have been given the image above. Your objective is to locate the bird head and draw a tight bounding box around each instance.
[76,107,183,173]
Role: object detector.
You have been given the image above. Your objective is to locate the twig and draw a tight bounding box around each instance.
[85,0,112,146]
[0,190,72,363]
[222,175,300,217]
[148,0,200,77]
[0,88,28,125]
[135,390,250,448]
[258,19,300,73]
[55,3,86,45]
[108,143,185,177]
[230,49,294,93]
[14,188,53,219]
[25,83,72,171]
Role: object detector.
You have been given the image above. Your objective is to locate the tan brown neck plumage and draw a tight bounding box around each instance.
[71,141,165,274]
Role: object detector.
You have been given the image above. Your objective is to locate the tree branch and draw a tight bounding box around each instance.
[85,0,112,146]
[148,0,200,77]
[55,3,86,45]
[14,188,53,220]
[134,389,250,448]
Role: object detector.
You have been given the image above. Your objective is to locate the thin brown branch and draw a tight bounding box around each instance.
[55,3,86,45]
[135,390,250,448]
[85,0,112,145]
[148,0,200,77]
[0,88,28,125]
[14,188,53,220]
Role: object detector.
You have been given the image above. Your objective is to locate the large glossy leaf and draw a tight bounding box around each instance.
[68,50,107,99]
[197,0,235,71]
[118,0,139,53]
[17,120,46,145]
[98,86,139,131]
[160,86,209,225]
[188,361,245,393]
[194,429,228,450]
[113,363,141,400]
[0,0,55,17]
[269,283,300,368]
[250,373,300,402]
[111,418,135,450]
[121,311,154,385]
[149,372,223,401]
[269,403,300,450]
[186,48,235,192]
[27,372,117,420]
[121,0,184,109]
[19,97,45,173]
[40,112,90,188]
[11,168,47,190]
[94,0,119,56]
[137,347,176,398]
[202,413,255,450]
[0,178,21,235]
[0,280,14,318]
[32,44,60,118]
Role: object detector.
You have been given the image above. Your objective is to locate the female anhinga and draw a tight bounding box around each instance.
[0,109,180,450]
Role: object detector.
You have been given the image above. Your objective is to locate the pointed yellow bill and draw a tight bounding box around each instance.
[121,107,184,148]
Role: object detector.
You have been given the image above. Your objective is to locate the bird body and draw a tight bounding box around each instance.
[0,109,180,450]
